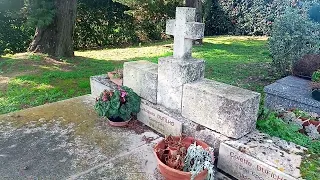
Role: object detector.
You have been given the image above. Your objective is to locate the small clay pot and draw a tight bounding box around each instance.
[108,72,123,86]
[108,117,130,127]
[154,137,211,180]
[312,89,320,101]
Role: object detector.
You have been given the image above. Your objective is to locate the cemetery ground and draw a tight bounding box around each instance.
[0,36,319,179]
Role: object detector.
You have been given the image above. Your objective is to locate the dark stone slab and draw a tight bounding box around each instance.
[264,76,320,113]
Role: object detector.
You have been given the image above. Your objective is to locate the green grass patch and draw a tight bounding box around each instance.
[257,110,320,180]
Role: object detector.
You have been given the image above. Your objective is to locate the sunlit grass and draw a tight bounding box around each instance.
[0,36,276,114]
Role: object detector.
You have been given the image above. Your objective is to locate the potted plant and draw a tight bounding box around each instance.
[108,68,123,86]
[154,135,215,180]
[311,69,320,101]
[95,86,141,127]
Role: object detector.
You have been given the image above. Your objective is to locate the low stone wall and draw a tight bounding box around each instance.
[265,76,320,114]
[90,74,304,180]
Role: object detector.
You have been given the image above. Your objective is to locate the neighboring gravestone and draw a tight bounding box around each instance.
[217,131,305,180]
[264,76,320,114]
[157,7,205,112]
[182,79,260,138]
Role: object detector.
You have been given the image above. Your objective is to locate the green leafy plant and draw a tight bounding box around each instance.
[184,143,215,180]
[94,86,141,121]
[269,5,320,76]
[312,69,320,82]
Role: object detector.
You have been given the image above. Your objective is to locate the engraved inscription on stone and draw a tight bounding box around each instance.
[137,101,182,136]
[217,143,296,180]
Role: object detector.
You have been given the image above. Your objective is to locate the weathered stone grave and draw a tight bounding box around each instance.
[265,76,320,114]
[90,7,306,180]
[217,131,305,180]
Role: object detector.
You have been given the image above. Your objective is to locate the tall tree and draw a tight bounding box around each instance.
[27,0,77,57]
[186,0,204,44]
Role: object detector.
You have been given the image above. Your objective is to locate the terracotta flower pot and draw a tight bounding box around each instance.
[154,137,210,180]
[108,72,123,86]
[107,117,130,127]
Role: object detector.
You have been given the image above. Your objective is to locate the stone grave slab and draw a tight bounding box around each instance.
[217,131,306,180]
[138,99,182,136]
[123,60,158,104]
[90,75,118,98]
[182,79,260,138]
[0,95,161,179]
[264,76,320,114]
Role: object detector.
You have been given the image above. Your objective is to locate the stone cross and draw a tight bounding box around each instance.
[166,7,205,59]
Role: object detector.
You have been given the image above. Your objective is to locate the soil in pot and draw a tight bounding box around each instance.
[108,117,130,127]
[154,136,210,180]
[312,89,320,101]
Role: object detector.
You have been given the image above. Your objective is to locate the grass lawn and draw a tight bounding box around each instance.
[0,36,276,115]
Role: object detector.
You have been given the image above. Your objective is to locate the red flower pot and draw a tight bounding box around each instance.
[107,117,130,127]
[154,137,210,180]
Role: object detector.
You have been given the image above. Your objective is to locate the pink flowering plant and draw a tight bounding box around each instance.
[95,86,141,122]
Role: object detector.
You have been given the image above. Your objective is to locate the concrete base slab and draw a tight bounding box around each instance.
[0,95,161,179]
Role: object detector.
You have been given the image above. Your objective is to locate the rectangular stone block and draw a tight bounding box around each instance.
[217,131,306,180]
[166,19,175,36]
[185,22,205,39]
[182,79,260,138]
[123,61,158,104]
[137,100,182,136]
[90,75,118,98]
[157,56,205,112]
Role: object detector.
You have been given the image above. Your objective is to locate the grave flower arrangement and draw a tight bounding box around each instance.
[95,86,141,126]
[154,135,215,180]
[311,69,320,101]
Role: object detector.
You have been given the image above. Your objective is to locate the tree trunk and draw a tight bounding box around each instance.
[186,0,203,45]
[28,0,77,57]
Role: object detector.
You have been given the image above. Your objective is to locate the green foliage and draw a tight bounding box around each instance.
[204,0,292,35]
[257,111,320,154]
[115,0,183,41]
[183,143,215,180]
[312,69,320,82]
[23,0,55,28]
[269,6,320,76]
[74,0,138,49]
[94,86,141,121]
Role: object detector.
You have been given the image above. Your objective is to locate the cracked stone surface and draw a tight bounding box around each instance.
[0,95,161,180]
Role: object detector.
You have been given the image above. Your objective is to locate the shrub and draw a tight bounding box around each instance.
[269,6,320,76]
[293,54,320,78]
